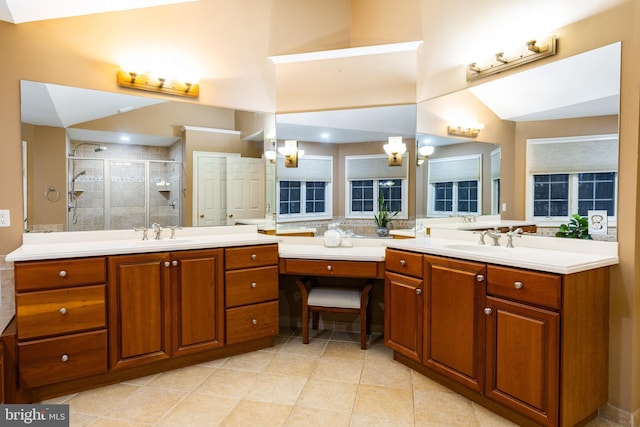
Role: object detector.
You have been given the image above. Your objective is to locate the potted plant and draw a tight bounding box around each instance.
[555,213,593,239]
[374,193,399,237]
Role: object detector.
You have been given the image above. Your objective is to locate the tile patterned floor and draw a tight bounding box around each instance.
[42,329,624,426]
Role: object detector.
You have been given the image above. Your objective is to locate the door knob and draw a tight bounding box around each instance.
[199,214,204,218]
[228,213,234,218]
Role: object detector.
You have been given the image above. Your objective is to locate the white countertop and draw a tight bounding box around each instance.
[387,229,618,274]
[278,236,387,262]
[6,225,280,262]
[391,217,538,238]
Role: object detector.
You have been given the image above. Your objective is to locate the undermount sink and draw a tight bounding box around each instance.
[443,243,511,254]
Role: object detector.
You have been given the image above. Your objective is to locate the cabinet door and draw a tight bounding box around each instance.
[424,255,486,392]
[485,296,559,427]
[171,249,224,356]
[108,253,171,370]
[384,271,423,362]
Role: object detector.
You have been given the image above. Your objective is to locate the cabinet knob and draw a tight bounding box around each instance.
[484,307,493,315]
[251,318,258,325]
[326,265,332,271]
[172,260,178,267]
[514,281,523,289]
[416,288,422,295]
[400,259,406,266]
[164,261,170,267]
[59,307,67,315]
[251,282,257,288]
[61,354,69,362]
[59,270,67,277]
[251,254,257,260]
[476,274,485,282]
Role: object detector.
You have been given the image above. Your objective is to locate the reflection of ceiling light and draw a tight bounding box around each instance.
[321,132,330,139]
[120,135,130,142]
[418,145,435,157]
[383,136,406,166]
[448,124,484,138]
[380,180,395,187]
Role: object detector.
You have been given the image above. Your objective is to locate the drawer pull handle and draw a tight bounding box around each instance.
[484,308,493,315]
[164,261,170,267]
[59,307,67,315]
[476,274,485,282]
[172,260,178,267]
[326,265,332,271]
[59,270,67,277]
[251,282,257,288]
[415,288,422,295]
[514,281,523,289]
[61,354,69,362]
[251,318,258,325]
[251,254,257,260]
[400,260,406,266]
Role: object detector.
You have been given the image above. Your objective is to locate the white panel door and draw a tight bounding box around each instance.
[196,155,227,226]
[226,157,266,223]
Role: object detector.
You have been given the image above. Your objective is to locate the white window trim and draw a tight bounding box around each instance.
[427,180,482,217]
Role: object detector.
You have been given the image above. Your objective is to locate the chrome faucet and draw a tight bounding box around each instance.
[152,223,163,240]
[506,227,523,248]
[134,226,149,240]
[485,227,502,246]
[473,230,487,245]
[168,225,182,239]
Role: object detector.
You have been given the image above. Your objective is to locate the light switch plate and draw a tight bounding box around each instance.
[0,210,10,227]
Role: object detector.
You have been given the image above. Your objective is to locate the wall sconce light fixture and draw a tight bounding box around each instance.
[278,140,304,168]
[448,124,484,138]
[383,136,406,166]
[117,69,199,98]
[416,144,435,166]
[264,138,277,164]
[466,35,557,81]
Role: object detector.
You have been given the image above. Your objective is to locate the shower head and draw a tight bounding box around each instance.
[72,170,87,182]
[72,142,107,156]
[94,145,107,152]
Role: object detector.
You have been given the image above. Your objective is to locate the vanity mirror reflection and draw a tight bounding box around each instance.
[415,41,621,241]
[20,80,275,232]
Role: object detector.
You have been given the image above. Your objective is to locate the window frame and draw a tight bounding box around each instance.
[426,154,482,217]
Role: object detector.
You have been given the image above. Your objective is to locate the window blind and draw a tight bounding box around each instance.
[527,137,618,174]
[277,155,333,182]
[346,154,408,180]
[428,155,481,183]
[491,148,501,179]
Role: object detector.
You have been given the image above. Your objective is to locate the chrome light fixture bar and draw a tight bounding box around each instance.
[117,70,199,98]
[466,36,557,81]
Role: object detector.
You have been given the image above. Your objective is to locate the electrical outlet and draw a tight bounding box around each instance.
[0,210,10,227]
[501,203,507,212]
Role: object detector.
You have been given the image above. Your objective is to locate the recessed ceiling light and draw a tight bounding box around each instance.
[120,135,130,142]
[321,132,330,139]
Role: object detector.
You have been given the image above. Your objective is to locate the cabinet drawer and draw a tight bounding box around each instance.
[226,301,278,344]
[226,266,279,307]
[15,257,106,291]
[280,258,383,278]
[19,330,108,388]
[17,285,106,340]
[385,249,423,278]
[487,265,561,310]
[225,244,279,270]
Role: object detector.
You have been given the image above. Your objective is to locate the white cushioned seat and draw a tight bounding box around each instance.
[308,287,362,309]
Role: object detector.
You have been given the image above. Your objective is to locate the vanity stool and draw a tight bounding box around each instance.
[296,277,373,349]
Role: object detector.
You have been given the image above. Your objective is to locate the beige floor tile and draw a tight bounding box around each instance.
[222,349,276,372]
[353,384,414,421]
[360,358,412,390]
[86,418,150,427]
[293,327,333,341]
[349,413,414,427]
[39,393,77,404]
[472,402,518,426]
[281,336,328,357]
[331,330,365,343]
[265,352,318,377]
[197,356,229,368]
[261,334,291,353]
[323,341,367,360]
[67,383,140,416]
[194,368,258,398]
[220,400,292,426]
[67,412,96,427]
[244,372,308,405]
[155,393,238,427]
[365,339,394,362]
[414,389,479,426]
[311,356,364,383]
[412,370,456,394]
[103,387,186,424]
[285,405,351,427]
[146,364,215,391]
[296,377,359,413]
[120,373,160,386]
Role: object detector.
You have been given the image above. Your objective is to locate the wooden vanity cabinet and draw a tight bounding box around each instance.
[423,255,486,393]
[14,257,108,388]
[225,244,279,344]
[384,249,424,362]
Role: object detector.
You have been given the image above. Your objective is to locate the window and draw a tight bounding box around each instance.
[276,155,332,221]
[491,148,501,214]
[526,135,618,224]
[345,155,409,219]
[427,155,482,216]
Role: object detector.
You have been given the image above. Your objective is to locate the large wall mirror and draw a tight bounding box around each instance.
[415,41,620,241]
[21,80,275,232]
